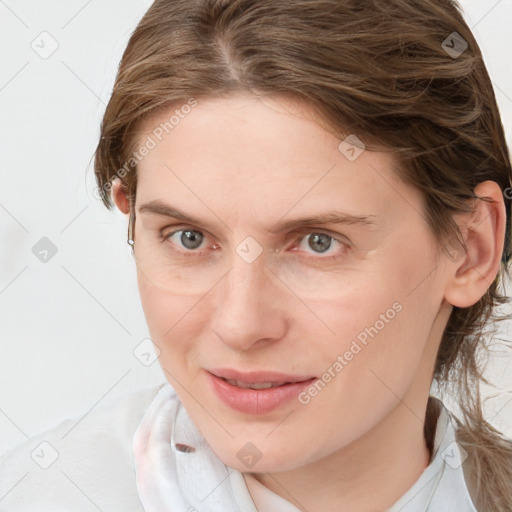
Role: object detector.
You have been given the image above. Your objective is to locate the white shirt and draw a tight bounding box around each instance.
[0,382,478,511]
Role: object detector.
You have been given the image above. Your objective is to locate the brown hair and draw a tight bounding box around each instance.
[93,0,512,509]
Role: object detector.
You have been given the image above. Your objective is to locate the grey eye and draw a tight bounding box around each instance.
[307,233,333,253]
[179,230,204,249]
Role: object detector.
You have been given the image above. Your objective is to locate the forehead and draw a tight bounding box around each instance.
[132,94,422,225]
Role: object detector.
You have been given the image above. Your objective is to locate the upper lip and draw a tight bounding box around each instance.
[207,368,316,384]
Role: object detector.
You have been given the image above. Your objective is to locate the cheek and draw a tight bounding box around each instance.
[306,242,442,390]
[137,274,202,363]
[293,300,431,451]
[304,290,412,396]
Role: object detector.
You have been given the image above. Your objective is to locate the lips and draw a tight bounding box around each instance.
[206,368,317,414]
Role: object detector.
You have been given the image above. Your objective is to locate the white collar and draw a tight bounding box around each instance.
[132,383,477,512]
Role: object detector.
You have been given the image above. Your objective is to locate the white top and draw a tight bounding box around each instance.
[0,382,479,511]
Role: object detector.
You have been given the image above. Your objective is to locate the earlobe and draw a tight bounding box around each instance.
[444,181,506,308]
[111,177,131,215]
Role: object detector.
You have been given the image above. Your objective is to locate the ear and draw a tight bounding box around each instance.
[111,177,131,215]
[444,180,507,308]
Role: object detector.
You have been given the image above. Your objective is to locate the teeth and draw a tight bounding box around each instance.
[225,378,286,389]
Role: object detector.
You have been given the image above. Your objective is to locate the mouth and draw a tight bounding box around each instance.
[206,368,317,414]
[208,368,316,386]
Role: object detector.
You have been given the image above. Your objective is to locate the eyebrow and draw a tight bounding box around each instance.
[138,200,377,233]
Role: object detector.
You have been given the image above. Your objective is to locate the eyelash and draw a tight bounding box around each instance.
[159,226,350,261]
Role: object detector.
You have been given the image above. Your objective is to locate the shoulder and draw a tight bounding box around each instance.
[0,383,166,511]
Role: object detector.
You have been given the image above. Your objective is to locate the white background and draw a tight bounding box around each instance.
[0,0,511,458]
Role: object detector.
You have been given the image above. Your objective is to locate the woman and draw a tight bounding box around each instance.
[1,0,511,510]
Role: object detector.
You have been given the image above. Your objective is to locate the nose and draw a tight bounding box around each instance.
[210,248,288,352]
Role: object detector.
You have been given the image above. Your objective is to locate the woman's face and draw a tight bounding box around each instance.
[126,93,454,472]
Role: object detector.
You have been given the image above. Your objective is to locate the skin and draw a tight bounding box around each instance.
[112,93,506,512]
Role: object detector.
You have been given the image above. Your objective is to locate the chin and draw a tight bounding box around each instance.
[209,438,315,474]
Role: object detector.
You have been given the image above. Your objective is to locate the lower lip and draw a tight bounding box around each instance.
[207,372,316,415]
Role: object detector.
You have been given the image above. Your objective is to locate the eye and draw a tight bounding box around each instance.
[292,232,349,260]
[162,228,209,252]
